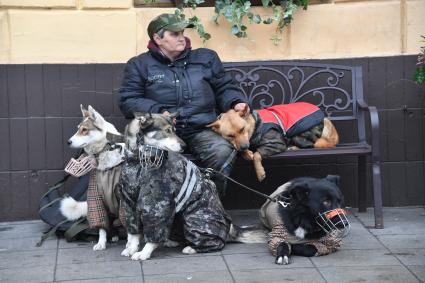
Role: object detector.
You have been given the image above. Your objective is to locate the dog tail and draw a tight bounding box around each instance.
[228,224,267,244]
[60,197,88,221]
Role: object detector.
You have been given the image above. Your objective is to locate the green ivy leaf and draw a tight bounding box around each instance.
[231,25,240,35]
[263,18,273,24]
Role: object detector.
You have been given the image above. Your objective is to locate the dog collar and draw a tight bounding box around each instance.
[249,110,264,147]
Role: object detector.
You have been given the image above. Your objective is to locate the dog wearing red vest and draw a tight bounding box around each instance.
[207,102,339,181]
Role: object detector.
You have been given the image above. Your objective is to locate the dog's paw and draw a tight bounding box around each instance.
[182,246,197,255]
[164,239,180,248]
[257,171,266,182]
[131,251,151,261]
[275,255,290,265]
[111,236,119,243]
[93,242,106,251]
[121,246,138,257]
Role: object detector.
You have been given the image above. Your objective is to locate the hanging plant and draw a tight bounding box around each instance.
[414,35,425,85]
[167,0,309,44]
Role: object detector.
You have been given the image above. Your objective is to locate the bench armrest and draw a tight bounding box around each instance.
[357,98,380,162]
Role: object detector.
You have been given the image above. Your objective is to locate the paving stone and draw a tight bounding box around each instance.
[232,268,326,283]
[0,265,54,283]
[0,249,56,269]
[0,236,57,251]
[144,270,234,283]
[224,252,313,270]
[0,221,50,239]
[55,260,141,281]
[58,238,100,249]
[142,255,227,275]
[319,265,420,283]
[57,245,127,265]
[355,207,425,235]
[407,265,425,282]
[341,221,386,250]
[311,249,400,267]
[377,234,425,250]
[56,276,142,283]
[221,243,268,255]
[388,249,425,266]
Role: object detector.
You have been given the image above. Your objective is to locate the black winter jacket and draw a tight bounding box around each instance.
[118,39,247,136]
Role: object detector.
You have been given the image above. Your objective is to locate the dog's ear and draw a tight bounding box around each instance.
[80,105,89,118]
[325,175,340,186]
[87,105,107,130]
[206,120,220,132]
[237,105,250,118]
[289,183,310,202]
[87,105,98,120]
[168,112,180,119]
[134,112,154,129]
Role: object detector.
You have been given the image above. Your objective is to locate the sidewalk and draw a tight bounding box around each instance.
[1,207,424,283]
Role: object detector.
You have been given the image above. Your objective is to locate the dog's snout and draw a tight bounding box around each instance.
[239,143,250,151]
[67,140,72,145]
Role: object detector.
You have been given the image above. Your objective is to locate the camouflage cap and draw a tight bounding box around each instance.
[147,13,194,39]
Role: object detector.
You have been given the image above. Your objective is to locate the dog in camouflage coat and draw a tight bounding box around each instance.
[117,112,238,261]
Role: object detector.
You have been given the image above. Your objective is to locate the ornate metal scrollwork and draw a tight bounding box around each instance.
[226,63,355,118]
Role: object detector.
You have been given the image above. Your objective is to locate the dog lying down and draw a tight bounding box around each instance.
[260,175,350,264]
[208,102,339,181]
[118,112,265,261]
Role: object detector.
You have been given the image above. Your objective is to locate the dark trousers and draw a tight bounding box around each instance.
[183,129,236,198]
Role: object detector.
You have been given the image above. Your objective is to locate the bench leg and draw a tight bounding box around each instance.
[358,156,367,212]
[372,161,384,229]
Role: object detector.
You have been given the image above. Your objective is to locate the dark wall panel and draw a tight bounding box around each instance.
[0,120,10,171]
[7,65,27,118]
[9,119,28,171]
[0,66,9,118]
[26,65,45,117]
[1,54,424,221]
[28,118,46,170]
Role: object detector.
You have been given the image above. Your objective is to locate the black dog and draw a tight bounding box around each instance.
[259,175,349,264]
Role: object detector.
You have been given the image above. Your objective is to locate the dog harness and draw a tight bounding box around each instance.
[256,102,324,137]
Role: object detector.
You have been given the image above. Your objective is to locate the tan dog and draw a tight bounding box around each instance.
[208,103,339,181]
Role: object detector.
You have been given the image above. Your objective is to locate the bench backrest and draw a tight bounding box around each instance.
[223,61,363,122]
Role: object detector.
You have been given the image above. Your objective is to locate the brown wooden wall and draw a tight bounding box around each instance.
[1,55,424,221]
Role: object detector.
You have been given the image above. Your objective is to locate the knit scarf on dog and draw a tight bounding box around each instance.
[267,220,342,257]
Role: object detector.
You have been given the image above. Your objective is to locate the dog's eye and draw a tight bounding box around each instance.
[165,128,173,133]
[323,199,331,207]
[239,127,245,134]
[80,127,88,134]
[227,134,235,139]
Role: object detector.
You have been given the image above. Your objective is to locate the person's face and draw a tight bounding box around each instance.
[154,30,186,59]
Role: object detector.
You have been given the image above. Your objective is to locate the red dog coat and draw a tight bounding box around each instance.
[256,102,324,137]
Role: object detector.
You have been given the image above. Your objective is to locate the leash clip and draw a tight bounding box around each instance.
[278,200,290,208]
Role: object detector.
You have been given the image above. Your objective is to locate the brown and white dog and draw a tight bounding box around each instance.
[62,105,125,251]
[207,102,339,181]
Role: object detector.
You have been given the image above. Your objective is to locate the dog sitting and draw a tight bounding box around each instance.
[207,102,339,181]
[259,175,350,265]
[118,112,262,261]
[62,105,125,251]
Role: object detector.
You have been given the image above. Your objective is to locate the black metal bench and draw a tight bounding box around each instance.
[221,61,383,229]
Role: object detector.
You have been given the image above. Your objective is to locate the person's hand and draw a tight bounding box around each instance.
[163,111,176,125]
[234,103,250,113]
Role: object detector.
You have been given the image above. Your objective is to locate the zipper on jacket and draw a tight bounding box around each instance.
[182,61,194,103]
[171,68,182,107]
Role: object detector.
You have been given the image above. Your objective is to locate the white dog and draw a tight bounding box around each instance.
[61,105,124,251]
